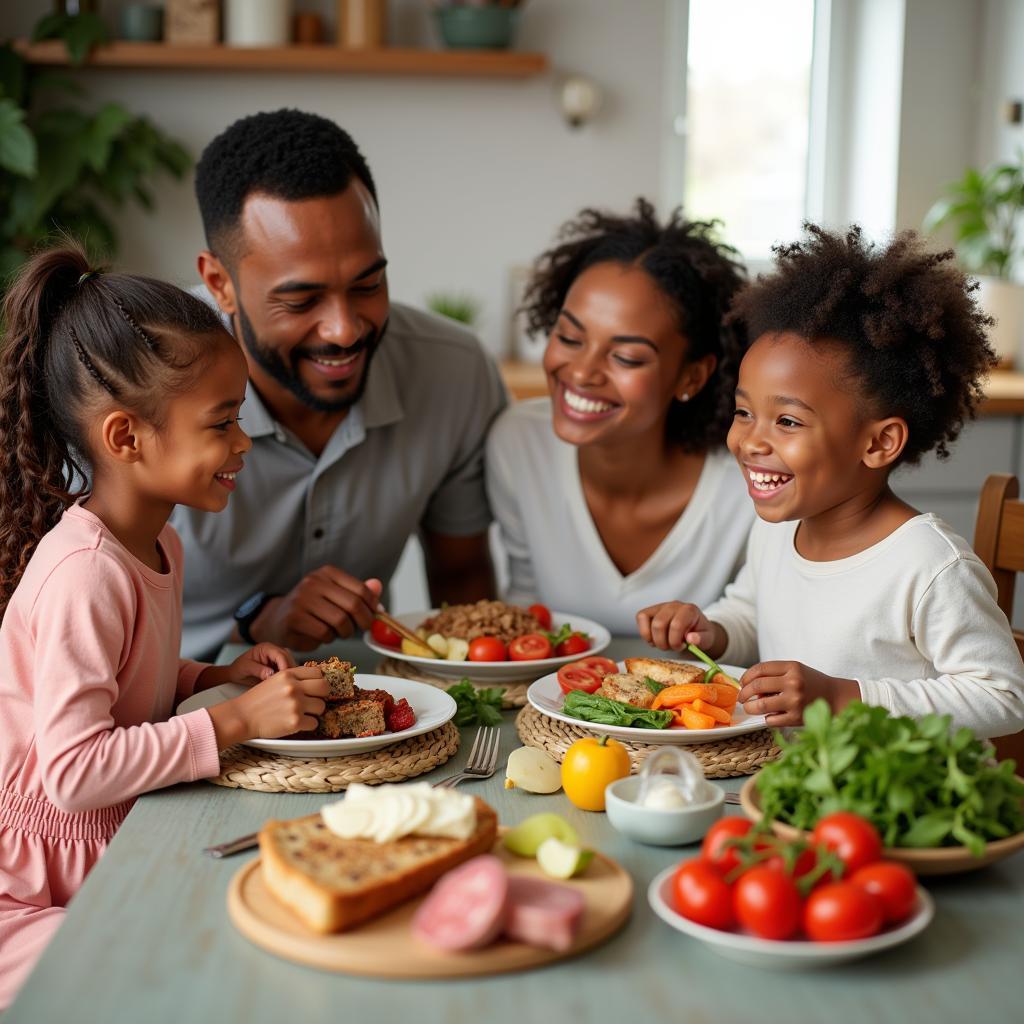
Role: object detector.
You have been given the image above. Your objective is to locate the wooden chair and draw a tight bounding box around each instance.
[972,473,1024,765]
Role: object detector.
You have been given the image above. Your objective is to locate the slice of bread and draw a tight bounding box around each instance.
[259,798,499,934]
[623,657,706,687]
[305,656,355,700]
[598,672,655,709]
[314,699,385,739]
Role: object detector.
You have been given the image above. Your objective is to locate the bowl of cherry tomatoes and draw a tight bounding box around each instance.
[364,605,612,683]
[648,813,934,968]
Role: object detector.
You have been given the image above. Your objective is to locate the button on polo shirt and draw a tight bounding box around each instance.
[171,301,507,660]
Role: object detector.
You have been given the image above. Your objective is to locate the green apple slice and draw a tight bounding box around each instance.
[503,813,580,857]
[537,836,594,879]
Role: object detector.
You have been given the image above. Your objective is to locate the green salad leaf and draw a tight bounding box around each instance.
[562,690,674,729]
[756,699,1024,856]
[446,679,503,727]
[644,676,666,696]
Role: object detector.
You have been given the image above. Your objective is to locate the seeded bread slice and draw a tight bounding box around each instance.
[259,798,499,934]
[304,657,355,700]
[314,700,385,739]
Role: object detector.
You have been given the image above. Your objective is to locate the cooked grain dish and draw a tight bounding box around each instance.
[418,600,543,644]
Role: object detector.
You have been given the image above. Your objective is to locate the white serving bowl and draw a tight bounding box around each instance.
[604,776,725,846]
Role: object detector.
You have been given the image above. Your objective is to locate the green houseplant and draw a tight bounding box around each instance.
[924,154,1024,365]
[425,290,482,326]
[0,13,190,283]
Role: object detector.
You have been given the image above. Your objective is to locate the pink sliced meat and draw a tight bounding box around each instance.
[412,855,510,952]
[504,876,586,953]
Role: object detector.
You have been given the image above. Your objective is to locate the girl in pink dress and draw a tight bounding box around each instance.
[0,245,331,1008]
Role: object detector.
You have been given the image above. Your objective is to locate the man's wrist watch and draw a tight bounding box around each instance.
[234,591,278,645]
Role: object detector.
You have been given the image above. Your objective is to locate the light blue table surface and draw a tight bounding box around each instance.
[9,637,1024,1024]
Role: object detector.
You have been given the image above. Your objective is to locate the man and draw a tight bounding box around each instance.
[174,109,506,660]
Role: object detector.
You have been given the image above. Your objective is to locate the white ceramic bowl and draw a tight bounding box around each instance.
[649,864,935,968]
[604,776,725,846]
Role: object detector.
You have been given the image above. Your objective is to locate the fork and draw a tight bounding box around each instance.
[433,726,500,789]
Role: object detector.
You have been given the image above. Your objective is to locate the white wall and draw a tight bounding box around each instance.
[1,0,669,359]
[977,0,1024,169]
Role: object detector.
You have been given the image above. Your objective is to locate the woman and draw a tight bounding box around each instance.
[486,199,754,634]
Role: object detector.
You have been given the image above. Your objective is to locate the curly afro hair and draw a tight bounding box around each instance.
[195,109,377,264]
[729,224,996,465]
[522,198,747,453]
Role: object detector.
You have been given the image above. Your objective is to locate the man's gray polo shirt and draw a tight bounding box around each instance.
[171,300,507,660]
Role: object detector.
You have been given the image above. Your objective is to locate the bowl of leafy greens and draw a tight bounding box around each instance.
[740,700,1024,875]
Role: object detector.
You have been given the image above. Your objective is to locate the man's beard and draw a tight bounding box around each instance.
[235,301,385,413]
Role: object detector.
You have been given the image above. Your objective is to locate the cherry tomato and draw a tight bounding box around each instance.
[468,636,507,662]
[804,881,883,942]
[849,861,917,924]
[672,860,736,931]
[575,656,618,678]
[734,866,803,940]
[508,633,553,661]
[370,618,402,648]
[701,817,756,875]
[555,634,591,657]
[811,812,883,875]
[763,844,819,883]
[528,603,553,630]
[556,664,603,695]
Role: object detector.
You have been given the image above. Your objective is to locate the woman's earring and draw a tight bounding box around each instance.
[680,392,690,402]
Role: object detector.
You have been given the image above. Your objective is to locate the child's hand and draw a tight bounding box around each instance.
[210,665,329,746]
[636,601,719,654]
[228,642,295,684]
[738,661,861,726]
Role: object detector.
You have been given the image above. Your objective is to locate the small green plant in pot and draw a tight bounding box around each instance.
[0,13,190,285]
[924,153,1024,366]
[426,290,482,326]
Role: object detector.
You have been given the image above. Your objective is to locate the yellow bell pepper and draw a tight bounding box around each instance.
[560,735,631,812]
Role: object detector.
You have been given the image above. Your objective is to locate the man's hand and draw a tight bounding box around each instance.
[636,601,726,657]
[738,661,861,727]
[251,569,383,651]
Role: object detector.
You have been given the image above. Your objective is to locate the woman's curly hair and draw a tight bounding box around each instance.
[729,224,996,465]
[521,198,748,452]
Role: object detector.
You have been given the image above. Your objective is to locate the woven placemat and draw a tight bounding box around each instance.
[515,705,780,779]
[376,657,529,709]
[209,721,460,793]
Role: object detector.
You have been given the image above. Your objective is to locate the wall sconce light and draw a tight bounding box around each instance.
[559,75,603,129]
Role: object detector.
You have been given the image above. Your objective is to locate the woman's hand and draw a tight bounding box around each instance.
[738,662,861,727]
[636,601,725,656]
[228,642,295,684]
[207,665,329,748]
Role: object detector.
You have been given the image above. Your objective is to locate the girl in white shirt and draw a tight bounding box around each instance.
[486,200,755,634]
[637,225,1024,739]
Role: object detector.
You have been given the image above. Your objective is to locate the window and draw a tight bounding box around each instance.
[671,0,819,260]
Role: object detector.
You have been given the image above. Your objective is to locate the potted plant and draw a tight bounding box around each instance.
[924,154,1024,367]
[425,290,482,326]
[0,12,190,284]
[432,1,524,51]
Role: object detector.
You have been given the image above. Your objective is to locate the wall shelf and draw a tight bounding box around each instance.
[14,40,548,78]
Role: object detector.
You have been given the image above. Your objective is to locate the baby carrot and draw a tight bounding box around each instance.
[677,704,717,730]
[653,683,720,709]
[692,698,732,725]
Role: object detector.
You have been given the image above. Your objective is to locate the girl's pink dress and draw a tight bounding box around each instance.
[0,505,221,1008]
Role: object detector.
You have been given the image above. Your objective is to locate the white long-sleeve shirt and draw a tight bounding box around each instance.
[485,398,755,635]
[703,514,1024,738]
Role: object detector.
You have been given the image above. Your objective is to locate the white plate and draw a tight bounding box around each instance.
[648,865,934,968]
[362,609,612,683]
[175,674,457,758]
[527,660,767,744]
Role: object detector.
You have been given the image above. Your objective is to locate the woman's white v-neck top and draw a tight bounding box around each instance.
[485,398,755,635]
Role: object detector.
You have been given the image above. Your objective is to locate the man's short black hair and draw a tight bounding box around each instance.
[194,108,378,263]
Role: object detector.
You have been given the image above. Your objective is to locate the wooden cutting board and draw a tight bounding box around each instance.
[227,837,633,978]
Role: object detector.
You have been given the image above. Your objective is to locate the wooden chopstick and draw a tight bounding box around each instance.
[374,608,430,649]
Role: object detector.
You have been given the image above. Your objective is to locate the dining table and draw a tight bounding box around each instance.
[8,635,1023,1024]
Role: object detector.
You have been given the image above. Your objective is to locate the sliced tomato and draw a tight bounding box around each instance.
[508,633,553,661]
[527,603,553,630]
[574,655,618,678]
[468,636,507,662]
[555,634,591,657]
[370,618,402,648]
[557,664,603,695]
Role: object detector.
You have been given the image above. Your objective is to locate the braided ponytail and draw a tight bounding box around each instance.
[0,241,228,617]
